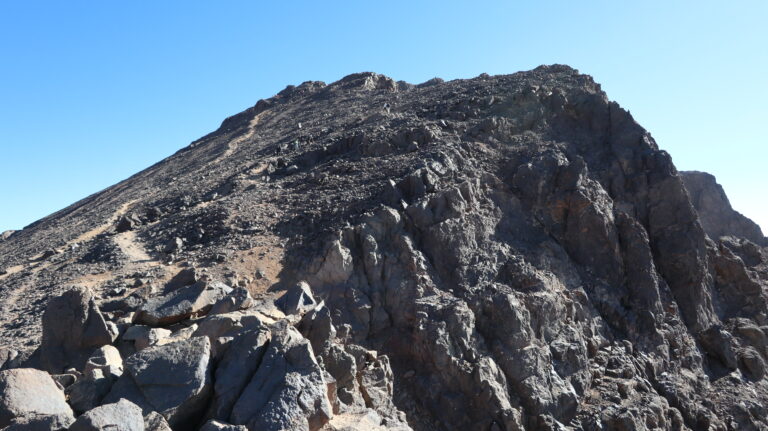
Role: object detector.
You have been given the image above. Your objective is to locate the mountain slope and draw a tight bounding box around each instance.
[1,65,767,430]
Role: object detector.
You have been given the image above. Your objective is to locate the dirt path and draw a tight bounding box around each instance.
[114,230,153,263]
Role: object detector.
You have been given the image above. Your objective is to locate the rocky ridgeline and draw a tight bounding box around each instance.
[0,279,409,430]
[1,66,768,430]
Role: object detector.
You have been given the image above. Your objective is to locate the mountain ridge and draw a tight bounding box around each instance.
[1,65,768,430]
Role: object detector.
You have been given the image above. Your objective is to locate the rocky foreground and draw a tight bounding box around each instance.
[1,66,768,430]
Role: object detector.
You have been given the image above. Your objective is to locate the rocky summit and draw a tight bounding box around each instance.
[1,65,767,431]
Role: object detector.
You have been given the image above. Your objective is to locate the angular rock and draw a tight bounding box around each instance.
[135,281,232,326]
[210,287,254,315]
[682,171,767,246]
[209,326,271,421]
[123,325,172,351]
[145,411,173,431]
[277,281,317,316]
[69,398,144,431]
[0,368,74,428]
[83,345,123,379]
[230,321,332,430]
[39,287,112,373]
[103,336,212,428]
[66,369,116,414]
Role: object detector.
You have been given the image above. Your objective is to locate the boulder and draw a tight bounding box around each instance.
[0,414,75,430]
[209,326,271,421]
[135,281,232,326]
[66,369,116,414]
[123,325,172,351]
[69,398,144,431]
[210,287,254,315]
[83,345,123,379]
[230,321,332,430]
[103,336,212,428]
[39,287,113,373]
[0,368,75,428]
[276,281,317,315]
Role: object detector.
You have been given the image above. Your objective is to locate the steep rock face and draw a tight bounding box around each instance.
[0,66,767,430]
[681,171,767,246]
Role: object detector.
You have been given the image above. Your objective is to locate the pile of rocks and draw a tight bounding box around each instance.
[0,281,410,431]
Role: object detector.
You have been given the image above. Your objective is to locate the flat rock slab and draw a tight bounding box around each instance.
[136,281,232,326]
[0,368,75,428]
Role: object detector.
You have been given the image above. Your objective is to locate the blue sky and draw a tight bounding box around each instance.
[1,1,766,233]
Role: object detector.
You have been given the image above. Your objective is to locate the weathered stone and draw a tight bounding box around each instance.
[103,336,212,428]
[230,321,332,430]
[0,368,74,428]
[84,345,123,379]
[144,411,173,431]
[682,171,767,246]
[40,287,112,373]
[66,368,116,414]
[123,325,172,351]
[738,347,766,379]
[135,281,232,326]
[69,398,144,431]
[210,287,254,315]
[277,281,317,316]
[209,325,270,421]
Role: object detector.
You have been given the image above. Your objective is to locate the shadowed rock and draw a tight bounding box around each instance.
[39,287,113,374]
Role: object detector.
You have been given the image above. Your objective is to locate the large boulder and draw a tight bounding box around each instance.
[39,287,113,373]
[0,368,75,428]
[69,398,144,431]
[230,321,332,431]
[103,336,212,428]
[209,326,271,421]
[136,281,232,326]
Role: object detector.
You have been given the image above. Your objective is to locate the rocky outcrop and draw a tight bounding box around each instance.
[682,170,767,246]
[1,66,767,430]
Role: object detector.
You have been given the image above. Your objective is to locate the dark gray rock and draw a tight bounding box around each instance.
[682,171,767,246]
[39,287,113,373]
[230,321,332,430]
[209,325,270,421]
[135,281,232,326]
[103,336,212,428]
[0,368,74,428]
[68,398,144,431]
[209,287,254,315]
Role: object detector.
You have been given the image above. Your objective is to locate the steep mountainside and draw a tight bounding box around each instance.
[1,66,767,431]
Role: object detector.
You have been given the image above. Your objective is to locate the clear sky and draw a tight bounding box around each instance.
[1,1,766,233]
